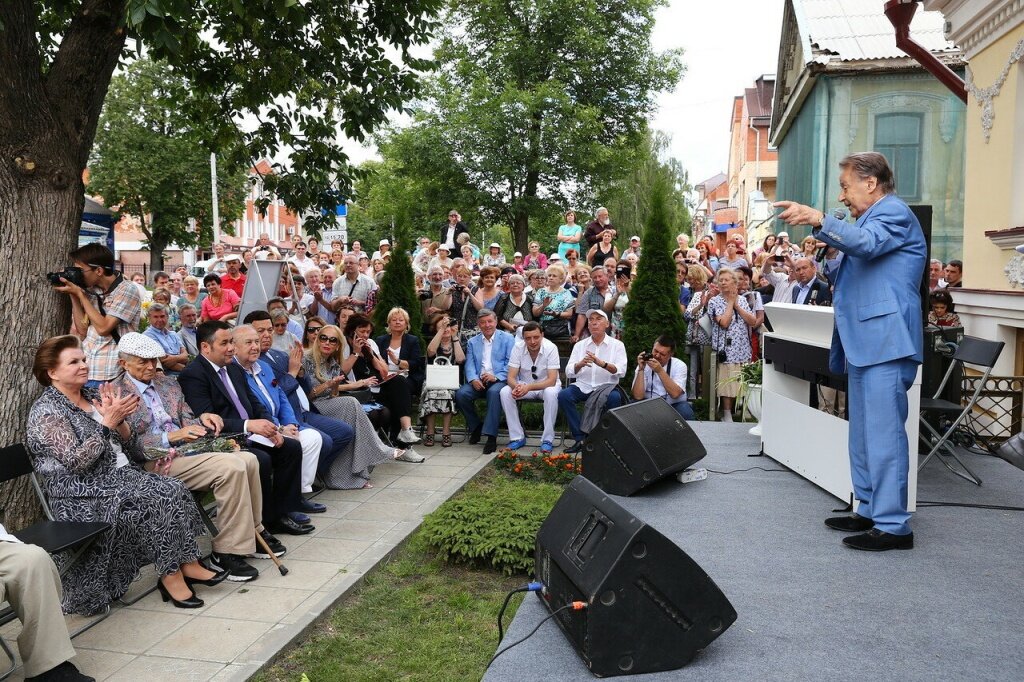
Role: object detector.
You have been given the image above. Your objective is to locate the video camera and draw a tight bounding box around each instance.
[47,267,85,287]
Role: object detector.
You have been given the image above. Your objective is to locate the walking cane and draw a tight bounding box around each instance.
[255,532,289,576]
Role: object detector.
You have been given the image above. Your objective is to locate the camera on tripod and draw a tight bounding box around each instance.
[47,267,85,287]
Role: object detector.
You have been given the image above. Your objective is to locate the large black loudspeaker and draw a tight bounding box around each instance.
[534,476,737,677]
[582,398,707,496]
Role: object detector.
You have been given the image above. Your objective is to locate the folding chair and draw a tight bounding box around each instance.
[0,443,112,675]
[918,336,1004,485]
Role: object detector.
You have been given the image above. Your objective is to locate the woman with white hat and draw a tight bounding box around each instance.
[483,242,506,267]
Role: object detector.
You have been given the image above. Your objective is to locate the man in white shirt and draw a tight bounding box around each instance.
[500,323,561,453]
[330,253,375,313]
[307,268,337,324]
[630,335,695,420]
[206,242,229,275]
[558,309,627,453]
[288,241,318,276]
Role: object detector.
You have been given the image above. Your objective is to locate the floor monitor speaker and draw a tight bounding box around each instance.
[582,398,707,496]
[534,476,736,677]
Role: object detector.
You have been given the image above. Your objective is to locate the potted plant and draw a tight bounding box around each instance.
[740,360,763,436]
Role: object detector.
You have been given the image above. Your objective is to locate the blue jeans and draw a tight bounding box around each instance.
[557,384,623,442]
[670,399,696,421]
[454,381,505,436]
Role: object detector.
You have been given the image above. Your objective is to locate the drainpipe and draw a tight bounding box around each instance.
[884,0,967,103]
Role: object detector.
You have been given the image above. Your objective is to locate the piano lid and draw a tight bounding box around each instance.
[763,303,835,349]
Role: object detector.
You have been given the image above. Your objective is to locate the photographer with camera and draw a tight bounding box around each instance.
[51,243,142,386]
[631,335,695,420]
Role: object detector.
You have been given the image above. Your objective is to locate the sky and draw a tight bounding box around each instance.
[650,0,786,186]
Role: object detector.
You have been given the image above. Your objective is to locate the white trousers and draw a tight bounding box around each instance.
[297,429,323,492]
[499,385,560,443]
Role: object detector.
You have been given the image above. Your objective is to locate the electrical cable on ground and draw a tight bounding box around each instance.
[496,582,543,644]
[707,466,790,475]
[486,602,586,671]
[917,500,1024,512]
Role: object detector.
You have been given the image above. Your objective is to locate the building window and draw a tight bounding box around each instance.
[874,113,922,201]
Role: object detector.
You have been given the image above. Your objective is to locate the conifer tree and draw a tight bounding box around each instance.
[622,179,687,374]
[372,223,423,337]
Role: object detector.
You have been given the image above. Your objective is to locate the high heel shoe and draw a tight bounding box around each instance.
[183,567,230,588]
[157,579,204,609]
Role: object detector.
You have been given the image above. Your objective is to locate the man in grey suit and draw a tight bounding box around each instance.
[776,152,927,552]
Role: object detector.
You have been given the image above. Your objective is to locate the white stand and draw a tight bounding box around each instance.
[761,303,919,510]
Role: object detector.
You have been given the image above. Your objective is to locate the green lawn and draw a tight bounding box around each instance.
[255,476,538,681]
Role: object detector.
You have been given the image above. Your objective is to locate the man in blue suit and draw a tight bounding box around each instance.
[777,151,926,552]
[454,309,515,454]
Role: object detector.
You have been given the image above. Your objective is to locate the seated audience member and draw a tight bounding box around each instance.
[270,309,302,353]
[26,335,221,613]
[200,273,240,323]
[151,287,180,329]
[178,303,200,357]
[305,269,335,325]
[454,309,516,454]
[494,273,534,336]
[111,333,276,581]
[631,335,695,420]
[232,325,326,519]
[178,321,311,536]
[928,290,961,328]
[331,253,376,313]
[603,262,631,340]
[420,316,465,447]
[448,265,481,346]
[178,275,206,312]
[303,324,424,486]
[574,265,612,340]
[420,265,452,334]
[0,530,93,681]
[142,303,188,376]
[267,297,304,339]
[558,309,627,453]
[375,307,425,396]
[301,315,328,350]
[532,264,574,340]
[500,322,560,453]
[344,314,422,445]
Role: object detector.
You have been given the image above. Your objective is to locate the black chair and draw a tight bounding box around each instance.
[0,444,112,677]
[918,336,1005,485]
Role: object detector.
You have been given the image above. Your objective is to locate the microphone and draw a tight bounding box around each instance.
[815,208,849,262]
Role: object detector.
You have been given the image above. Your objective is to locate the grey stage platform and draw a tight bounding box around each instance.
[486,422,1024,682]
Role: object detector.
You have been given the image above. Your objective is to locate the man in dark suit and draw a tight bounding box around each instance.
[790,257,832,306]
[777,151,927,552]
[440,210,469,251]
[178,321,312,536]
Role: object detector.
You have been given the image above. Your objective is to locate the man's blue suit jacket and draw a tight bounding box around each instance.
[464,330,516,383]
[815,193,927,372]
[237,358,300,427]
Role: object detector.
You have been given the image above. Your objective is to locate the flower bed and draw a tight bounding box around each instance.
[493,448,582,485]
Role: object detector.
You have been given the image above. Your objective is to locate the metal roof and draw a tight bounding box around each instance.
[796,0,958,63]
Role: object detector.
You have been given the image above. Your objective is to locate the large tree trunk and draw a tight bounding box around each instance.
[0,0,127,528]
[512,208,531,255]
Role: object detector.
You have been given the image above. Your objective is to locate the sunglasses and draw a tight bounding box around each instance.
[318,335,341,345]
[273,322,288,328]
[530,365,538,380]
[306,326,323,334]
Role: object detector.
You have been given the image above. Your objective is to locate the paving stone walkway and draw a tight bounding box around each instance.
[0,443,494,681]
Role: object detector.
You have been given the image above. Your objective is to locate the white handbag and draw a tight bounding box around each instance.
[425,356,460,390]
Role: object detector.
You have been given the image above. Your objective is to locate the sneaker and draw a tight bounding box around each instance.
[507,438,527,450]
[394,448,425,463]
[398,428,421,444]
[212,553,259,582]
[541,441,554,453]
[564,440,583,454]
[250,531,287,559]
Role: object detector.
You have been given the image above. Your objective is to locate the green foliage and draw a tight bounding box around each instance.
[493,450,581,485]
[88,57,248,269]
[370,223,422,335]
[420,473,563,575]
[367,0,683,252]
[601,130,694,240]
[621,179,688,374]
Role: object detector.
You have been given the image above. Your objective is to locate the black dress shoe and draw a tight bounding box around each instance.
[298,499,327,514]
[26,660,95,682]
[842,529,914,551]
[564,440,583,454]
[184,566,230,587]
[271,516,315,535]
[482,436,497,455]
[469,425,483,445]
[157,579,204,608]
[824,514,874,532]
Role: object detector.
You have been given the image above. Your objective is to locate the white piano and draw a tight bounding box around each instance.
[760,303,919,510]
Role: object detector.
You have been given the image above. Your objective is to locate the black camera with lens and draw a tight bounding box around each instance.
[47,267,85,287]
[640,352,653,363]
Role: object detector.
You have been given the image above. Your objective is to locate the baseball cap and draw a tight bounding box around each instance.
[225,254,241,262]
[587,309,609,320]
[630,235,640,242]
[117,332,165,359]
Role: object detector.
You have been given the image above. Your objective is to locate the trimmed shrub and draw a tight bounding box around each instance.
[371,222,422,336]
[420,473,563,575]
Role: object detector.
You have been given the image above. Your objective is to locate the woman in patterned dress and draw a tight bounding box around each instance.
[302,325,423,489]
[26,336,221,614]
[706,269,757,422]
[419,315,465,447]
[531,263,575,340]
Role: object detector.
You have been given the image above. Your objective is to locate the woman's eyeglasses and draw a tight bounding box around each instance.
[318,335,341,345]
[273,322,288,329]
[306,326,323,334]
